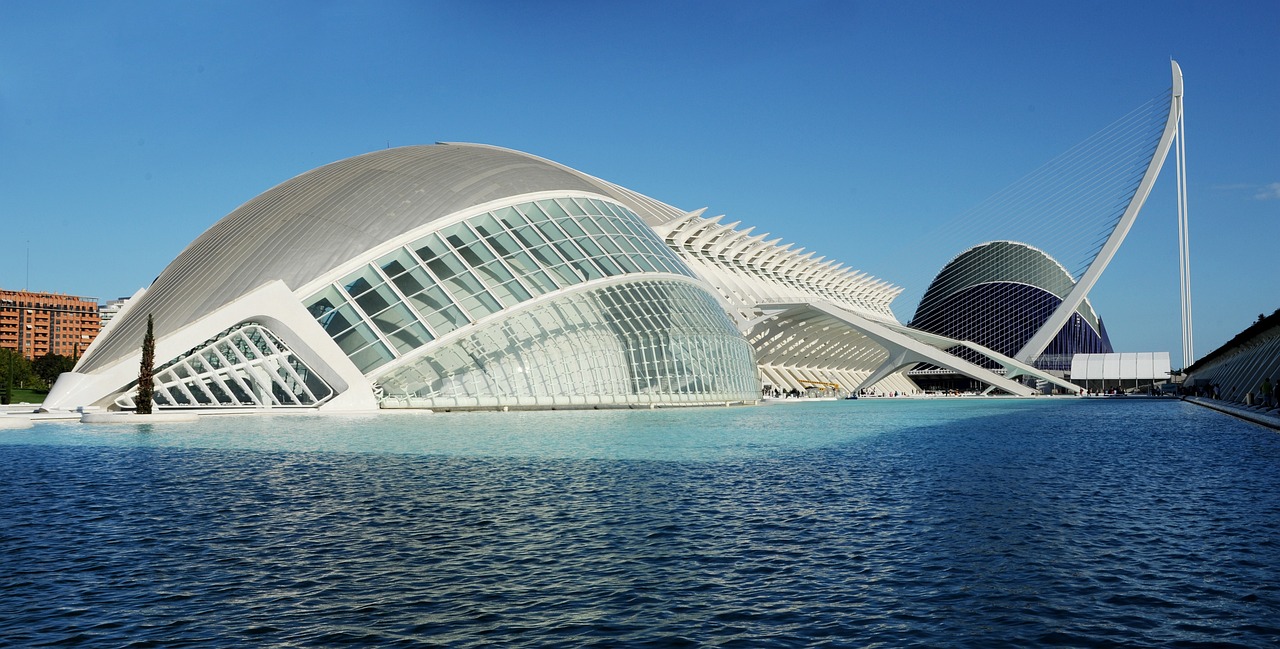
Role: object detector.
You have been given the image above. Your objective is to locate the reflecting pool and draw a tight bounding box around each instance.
[3,398,1278,646]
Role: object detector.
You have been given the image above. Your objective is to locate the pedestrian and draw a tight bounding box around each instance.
[1262,377,1274,408]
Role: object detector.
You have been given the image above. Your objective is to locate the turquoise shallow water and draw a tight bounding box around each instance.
[3,398,1279,646]
[4,398,1069,461]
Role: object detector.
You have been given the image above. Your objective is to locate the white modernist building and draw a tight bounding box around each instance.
[46,142,1050,414]
[44,65,1185,414]
[48,144,766,412]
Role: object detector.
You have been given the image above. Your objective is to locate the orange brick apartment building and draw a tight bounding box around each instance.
[0,289,101,361]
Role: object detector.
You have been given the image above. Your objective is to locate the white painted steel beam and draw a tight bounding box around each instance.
[1017,61,1184,364]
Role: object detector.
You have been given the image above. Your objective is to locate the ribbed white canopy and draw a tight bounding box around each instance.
[79,144,686,373]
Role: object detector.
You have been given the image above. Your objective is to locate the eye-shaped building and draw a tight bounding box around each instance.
[46,144,783,412]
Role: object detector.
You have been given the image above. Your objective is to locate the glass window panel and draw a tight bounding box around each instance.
[349,341,394,373]
[424,306,468,335]
[537,199,570,220]
[593,234,624,256]
[658,257,688,276]
[528,244,566,268]
[569,197,598,216]
[392,266,436,296]
[475,259,515,286]
[321,304,362,335]
[455,241,497,268]
[486,231,522,258]
[536,221,568,243]
[411,233,450,263]
[461,292,502,319]
[487,282,518,307]
[593,255,622,276]
[500,279,532,303]
[577,216,605,236]
[493,206,527,230]
[560,197,587,216]
[615,218,647,240]
[305,286,346,319]
[377,248,418,279]
[523,270,559,295]
[575,236,604,258]
[222,373,254,405]
[385,321,433,354]
[613,235,642,255]
[488,279,532,307]
[231,335,257,361]
[571,259,603,281]
[636,237,667,258]
[520,202,550,223]
[341,265,382,298]
[547,264,581,286]
[595,216,624,236]
[611,203,638,220]
[217,341,241,364]
[444,271,489,300]
[439,222,479,248]
[502,250,541,276]
[611,253,641,274]
[425,252,467,281]
[371,303,419,335]
[470,213,504,238]
[587,199,610,215]
[204,379,233,405]
[354,283,397,317]
[408,286,455,315]
[334,323,381,355]
[186,382,212,405]
[511,225,547,250]
[553,240,589,266]
[630,253,659,273]
[557,217,588,239]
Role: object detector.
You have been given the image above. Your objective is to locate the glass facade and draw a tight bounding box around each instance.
[301,196,757,409]
[117,323,334,410]
[377,280,759,408]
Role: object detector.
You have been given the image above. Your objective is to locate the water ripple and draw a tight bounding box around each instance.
[2,399,1279,646]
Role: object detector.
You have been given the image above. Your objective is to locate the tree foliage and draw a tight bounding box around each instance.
[32,353,76,388]
[1,349,44,404]
[136,314,156,415]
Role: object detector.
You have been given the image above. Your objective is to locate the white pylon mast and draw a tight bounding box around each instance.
[1173,60,1194,368]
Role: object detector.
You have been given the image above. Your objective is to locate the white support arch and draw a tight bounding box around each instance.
[1017,61,1185,364]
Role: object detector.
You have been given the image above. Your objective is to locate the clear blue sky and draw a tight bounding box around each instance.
[2,1,1276,367]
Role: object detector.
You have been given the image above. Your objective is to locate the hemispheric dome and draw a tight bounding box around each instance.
[79,143,685,374]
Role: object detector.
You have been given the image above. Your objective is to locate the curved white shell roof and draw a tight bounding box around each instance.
[78,143,686,373]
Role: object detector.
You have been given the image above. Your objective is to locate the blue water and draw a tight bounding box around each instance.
[3,398,1278,647]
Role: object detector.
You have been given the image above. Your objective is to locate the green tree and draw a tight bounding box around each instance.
[1,349,41,404]
[1,349,13,405]
[136,314,156,414]
[32,353,76,388]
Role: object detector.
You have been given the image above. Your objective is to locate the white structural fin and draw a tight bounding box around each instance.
[1016,61,1185,364]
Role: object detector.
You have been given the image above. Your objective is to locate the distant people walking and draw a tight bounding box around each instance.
[1261,377,1273,408]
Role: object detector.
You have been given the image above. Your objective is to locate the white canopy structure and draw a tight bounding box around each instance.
[1070,352,1172,392]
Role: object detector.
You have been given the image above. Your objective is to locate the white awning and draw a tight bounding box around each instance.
[1070,352,1171,380]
